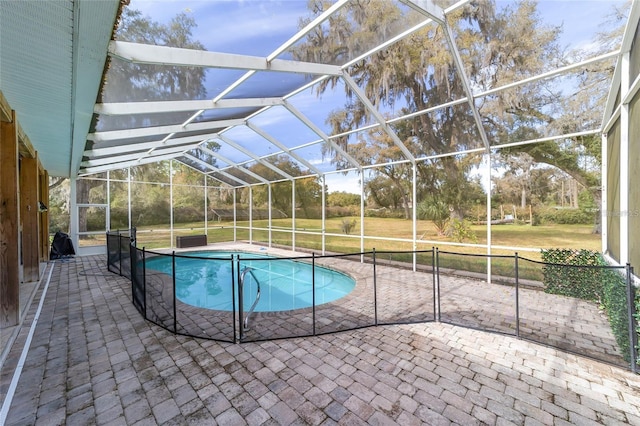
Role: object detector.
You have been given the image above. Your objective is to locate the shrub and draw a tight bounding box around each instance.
[541,249,605,301]
[328,206,359,217]
[601,268,632,363]
[636,294,640,366]
[541,248,636,364]
[418,198,450,235]
[538,208,592,225]
[448,218,478,243]
[340,218,357,235]
[364,208,406,218]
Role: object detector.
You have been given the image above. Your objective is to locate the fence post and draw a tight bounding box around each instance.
[515,252,520,338]
[237,255,244,342]
[312,253,316,336]
[436,248,441,322]
[432,248,437,322]
[172,251,177,334]
[373,249,378,326]
[142,248,147,320]
[118,230,122,276]
[130,242,135,305]
[231,255,237,343]
[626,264,637,373]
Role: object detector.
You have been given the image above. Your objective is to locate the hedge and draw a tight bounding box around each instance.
[541,248,638,366]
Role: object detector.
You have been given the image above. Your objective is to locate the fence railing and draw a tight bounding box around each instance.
[106,230,639,373]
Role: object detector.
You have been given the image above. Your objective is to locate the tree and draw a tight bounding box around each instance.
[365,175,404,210]
[494,2,628,232]
[327,191,361,207]
[103,8,207,106]
[418,196,450,236]
[293,0,563,219]
[85,8,214,229]
[97,7,214,173]
[494,153,535,208]
[249,156,324,217]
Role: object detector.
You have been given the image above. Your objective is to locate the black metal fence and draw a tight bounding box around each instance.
[106,230,639,372]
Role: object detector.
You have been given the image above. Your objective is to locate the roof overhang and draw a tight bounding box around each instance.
[0,0,121,177]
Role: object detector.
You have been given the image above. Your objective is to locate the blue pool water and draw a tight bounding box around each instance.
[145,251,356,312]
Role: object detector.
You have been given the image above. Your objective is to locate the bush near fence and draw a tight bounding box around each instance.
[636,296,640,366]
[541,248,638,365]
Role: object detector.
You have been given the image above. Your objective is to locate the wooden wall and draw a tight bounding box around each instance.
[1,109,20,327]
[1,92,48,328]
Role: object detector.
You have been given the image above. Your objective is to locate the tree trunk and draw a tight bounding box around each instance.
[592,190,602,235]
[77,179,90,234]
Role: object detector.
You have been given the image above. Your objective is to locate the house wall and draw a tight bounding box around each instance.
[629,92,640,270]
[606,118,621,263]
[604,5,640,270]
[0,91,49,328]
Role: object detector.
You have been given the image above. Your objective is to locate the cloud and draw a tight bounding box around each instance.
[130,0,308,56]
[192,2,307,55]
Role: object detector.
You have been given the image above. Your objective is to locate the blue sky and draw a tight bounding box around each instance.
[127,0,626,193]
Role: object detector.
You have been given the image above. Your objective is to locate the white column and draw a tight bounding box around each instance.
[486,153,492,283]
[204,176,208,237]
[601,132,608,255]
[106,171,111,231]
[268,183,272,248]
[70,177,79,252]
[249,186,253,244]
[292,180,296,251]
[322,175,326,255]
[127,167,132,230]
[620,52,630,264]
[360,171,365,254]
[412,163,417,271]
[233,189,237,242]
[170,161,174,249]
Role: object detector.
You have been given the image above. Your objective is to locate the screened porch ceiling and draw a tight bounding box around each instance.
[80,0,627,188]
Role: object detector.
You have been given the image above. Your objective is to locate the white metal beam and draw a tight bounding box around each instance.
[87,119,244,142]
[94,98,284,116]
[341,73,416,162]
[79,151,182,175]
[601,132,608,255]
[620,52,630,265]
[442,22,491,150]
[179,0,350,128]
[343,1,470,70]
[84,134,216,157]
[246,122,324,175]
[267,0,350,62]
[217,134,295,180]
[283,101,361,170]
[183,153,250,186]
[109,40,343,76]
[81,144,193,167]
[402,0,445,24]
[174,158,233,188]
[198,145,269,184]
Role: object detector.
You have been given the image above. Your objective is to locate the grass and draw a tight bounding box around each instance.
[120,217,601,250]
[90,218,600,252]
[97,217,600,282]
[242,217,600,254]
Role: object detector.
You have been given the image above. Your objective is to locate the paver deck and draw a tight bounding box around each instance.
[1,251,640,425]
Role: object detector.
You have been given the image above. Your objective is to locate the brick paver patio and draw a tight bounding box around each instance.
[1,252,640,425]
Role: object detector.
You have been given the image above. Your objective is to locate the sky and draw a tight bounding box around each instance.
[126,0,627,193]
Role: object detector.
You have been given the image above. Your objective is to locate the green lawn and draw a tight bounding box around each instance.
[130,217,600,254]
[115,217,600,282]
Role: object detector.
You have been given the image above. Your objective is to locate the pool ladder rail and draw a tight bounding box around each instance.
[240,267,261,330]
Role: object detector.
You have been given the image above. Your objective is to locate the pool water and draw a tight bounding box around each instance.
[145,251,356,312]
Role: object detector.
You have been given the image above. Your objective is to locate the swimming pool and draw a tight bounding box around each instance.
[145,251,356,312]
